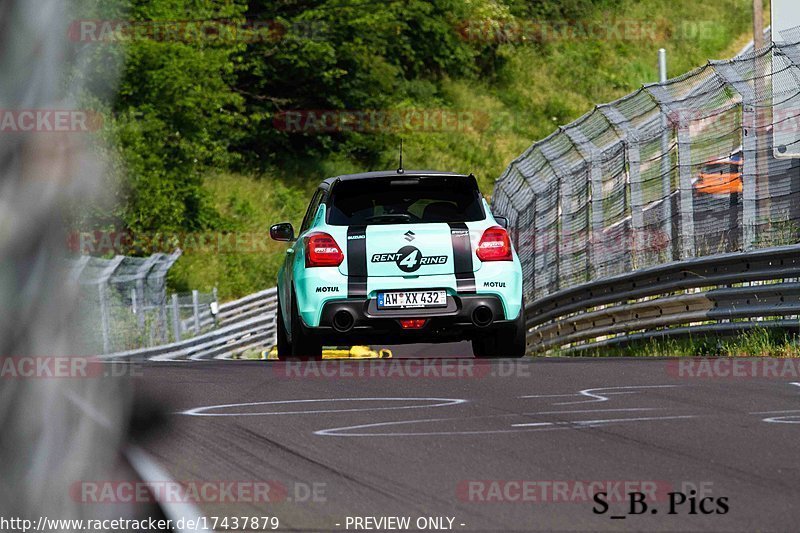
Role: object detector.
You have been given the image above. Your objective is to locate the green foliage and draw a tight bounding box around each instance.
[82,0,759,298]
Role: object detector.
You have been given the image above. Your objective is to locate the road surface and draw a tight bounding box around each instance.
[131,349,800,532]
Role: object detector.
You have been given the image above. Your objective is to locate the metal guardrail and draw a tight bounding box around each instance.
[104,245,800,358]
[104,288,277,361]
[526,244,800,352]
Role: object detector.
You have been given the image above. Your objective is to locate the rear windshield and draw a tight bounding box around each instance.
[701,163,741,174]
[326,176,485,225]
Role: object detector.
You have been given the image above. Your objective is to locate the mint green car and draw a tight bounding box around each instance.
[269,170,525,360]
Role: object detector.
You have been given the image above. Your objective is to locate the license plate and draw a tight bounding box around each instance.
[377,290,447,309]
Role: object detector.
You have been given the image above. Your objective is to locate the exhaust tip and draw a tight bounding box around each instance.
[332,310,355,332]
[471,306,494,328]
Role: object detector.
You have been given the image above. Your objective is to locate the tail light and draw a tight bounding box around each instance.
[399,319,427,330]
[305,232,344,267]
[477,226,512,261]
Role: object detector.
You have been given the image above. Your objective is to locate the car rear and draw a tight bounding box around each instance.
[292,172,524,353]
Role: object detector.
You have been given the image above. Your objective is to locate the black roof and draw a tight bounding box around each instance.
[320,170,472,188]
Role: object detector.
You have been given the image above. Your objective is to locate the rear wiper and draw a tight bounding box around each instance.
[365,214,412,224]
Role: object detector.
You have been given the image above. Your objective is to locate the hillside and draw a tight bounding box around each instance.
[102,0,760,299]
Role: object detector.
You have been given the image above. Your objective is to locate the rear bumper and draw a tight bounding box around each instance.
[303,294,519,345]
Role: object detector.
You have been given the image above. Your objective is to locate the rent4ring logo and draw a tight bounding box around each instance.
[371,246,448,273]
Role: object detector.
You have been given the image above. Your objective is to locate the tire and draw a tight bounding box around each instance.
[289,294,322,361]
[472,307,527,359]
[276,299,291,359]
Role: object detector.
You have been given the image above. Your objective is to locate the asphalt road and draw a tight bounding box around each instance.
[132,349,800,532]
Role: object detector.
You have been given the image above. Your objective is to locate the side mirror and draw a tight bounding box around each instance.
[270,222,295,242]
[494,216,509,229]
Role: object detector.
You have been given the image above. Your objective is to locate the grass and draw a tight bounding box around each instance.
[577,327,800,358]
[169,0,765,301]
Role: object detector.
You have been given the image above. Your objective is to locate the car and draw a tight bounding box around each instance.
[269,170,526,360]
[693,153,743,196]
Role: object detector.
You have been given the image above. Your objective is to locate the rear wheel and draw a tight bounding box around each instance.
[472,308,526,359]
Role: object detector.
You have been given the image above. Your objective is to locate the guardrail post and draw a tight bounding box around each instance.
[171,293,181,343]
[192,289,200,334]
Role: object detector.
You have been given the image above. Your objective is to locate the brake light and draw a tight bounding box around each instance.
[305,232,344,267]
[399,319,427,330]
[477,226,512,261]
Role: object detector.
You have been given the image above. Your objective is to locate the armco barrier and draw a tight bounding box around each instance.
[527,244,800,352]
[103,288,277,361]
[100,245,800,358]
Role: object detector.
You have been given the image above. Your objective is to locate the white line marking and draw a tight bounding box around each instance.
[520,385,681,405]
[314,413,695,437]
[512,416,695,428]
[762,414,800,424]
[523,408,661,415]
[315,417,568,437]
[180,397,467,417]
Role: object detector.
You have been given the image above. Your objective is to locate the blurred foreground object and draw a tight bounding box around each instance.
[0,0,136,525]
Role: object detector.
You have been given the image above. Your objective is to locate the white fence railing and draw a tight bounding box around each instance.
[103,287,277,361]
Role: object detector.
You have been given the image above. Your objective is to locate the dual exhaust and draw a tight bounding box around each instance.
[331,305,495,332]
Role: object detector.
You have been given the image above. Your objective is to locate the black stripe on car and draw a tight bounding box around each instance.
[448,222,476,294]
[346,225,368,298]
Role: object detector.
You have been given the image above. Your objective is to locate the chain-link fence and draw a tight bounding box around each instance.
[493,31,800,305]
[67,250,220,353]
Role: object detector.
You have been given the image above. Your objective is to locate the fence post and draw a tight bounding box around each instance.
[563,126,604,281]
[645,82,696,259]
[676,113,696,258]
[192,289,200,334]
[644,83,676,261]
[599,104,645,267]
[541,142,580,289]
[627,134,645,268]
[171,293,181,343]
[211,287,219,327]
[711,60,759,251]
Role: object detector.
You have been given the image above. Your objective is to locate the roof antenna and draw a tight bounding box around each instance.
[397,139,404,174]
